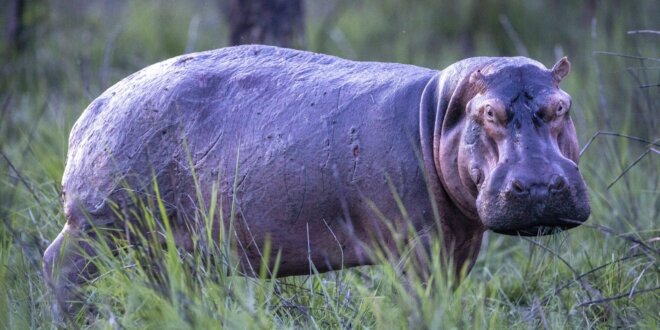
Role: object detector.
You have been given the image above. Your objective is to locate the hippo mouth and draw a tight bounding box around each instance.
[492,218,584,236]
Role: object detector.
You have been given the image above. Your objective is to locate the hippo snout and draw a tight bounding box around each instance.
[504,172,573,224]
[477,162,591,236]
[505,173,568,200]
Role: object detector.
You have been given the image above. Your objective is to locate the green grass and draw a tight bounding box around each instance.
[1,0,658,328]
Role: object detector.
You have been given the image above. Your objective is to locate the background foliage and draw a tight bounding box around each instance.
[0,0,658,328]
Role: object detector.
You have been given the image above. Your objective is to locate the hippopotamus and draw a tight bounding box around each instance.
[43,45,590,317]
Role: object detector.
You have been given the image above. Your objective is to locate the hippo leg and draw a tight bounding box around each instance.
[42,224,98,322]
[448,229,484,278]
[407,227,483,281]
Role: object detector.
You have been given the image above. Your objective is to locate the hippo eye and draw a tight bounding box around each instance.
[470,168,483,186]
[485,105,495,120]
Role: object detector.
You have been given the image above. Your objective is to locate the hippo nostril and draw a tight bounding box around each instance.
[549,174,567,193]
[510,179,528,195]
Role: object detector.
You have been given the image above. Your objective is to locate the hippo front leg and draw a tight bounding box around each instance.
[411,227,483,281]
[438,190,486,279]
[42,224,98,323]
[447,228,484,278]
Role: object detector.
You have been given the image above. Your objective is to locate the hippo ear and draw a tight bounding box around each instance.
[551,57,571,83]
[468,70,487,91]
[469,70,485,84]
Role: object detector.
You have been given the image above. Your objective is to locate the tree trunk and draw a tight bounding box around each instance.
[5,0,25,53]
[227,0,305,49]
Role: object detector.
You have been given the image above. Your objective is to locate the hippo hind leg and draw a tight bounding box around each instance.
[43,223,99,323]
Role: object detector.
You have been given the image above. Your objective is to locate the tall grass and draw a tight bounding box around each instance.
[0,0,658,328]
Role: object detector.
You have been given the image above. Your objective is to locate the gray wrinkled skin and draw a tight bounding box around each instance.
[43,45,590,319]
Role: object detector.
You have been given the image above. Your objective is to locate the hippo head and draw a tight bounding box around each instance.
[436,57,590,236]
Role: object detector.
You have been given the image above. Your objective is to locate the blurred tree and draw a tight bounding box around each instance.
[4,0,25,53]
[226,0,305,48]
